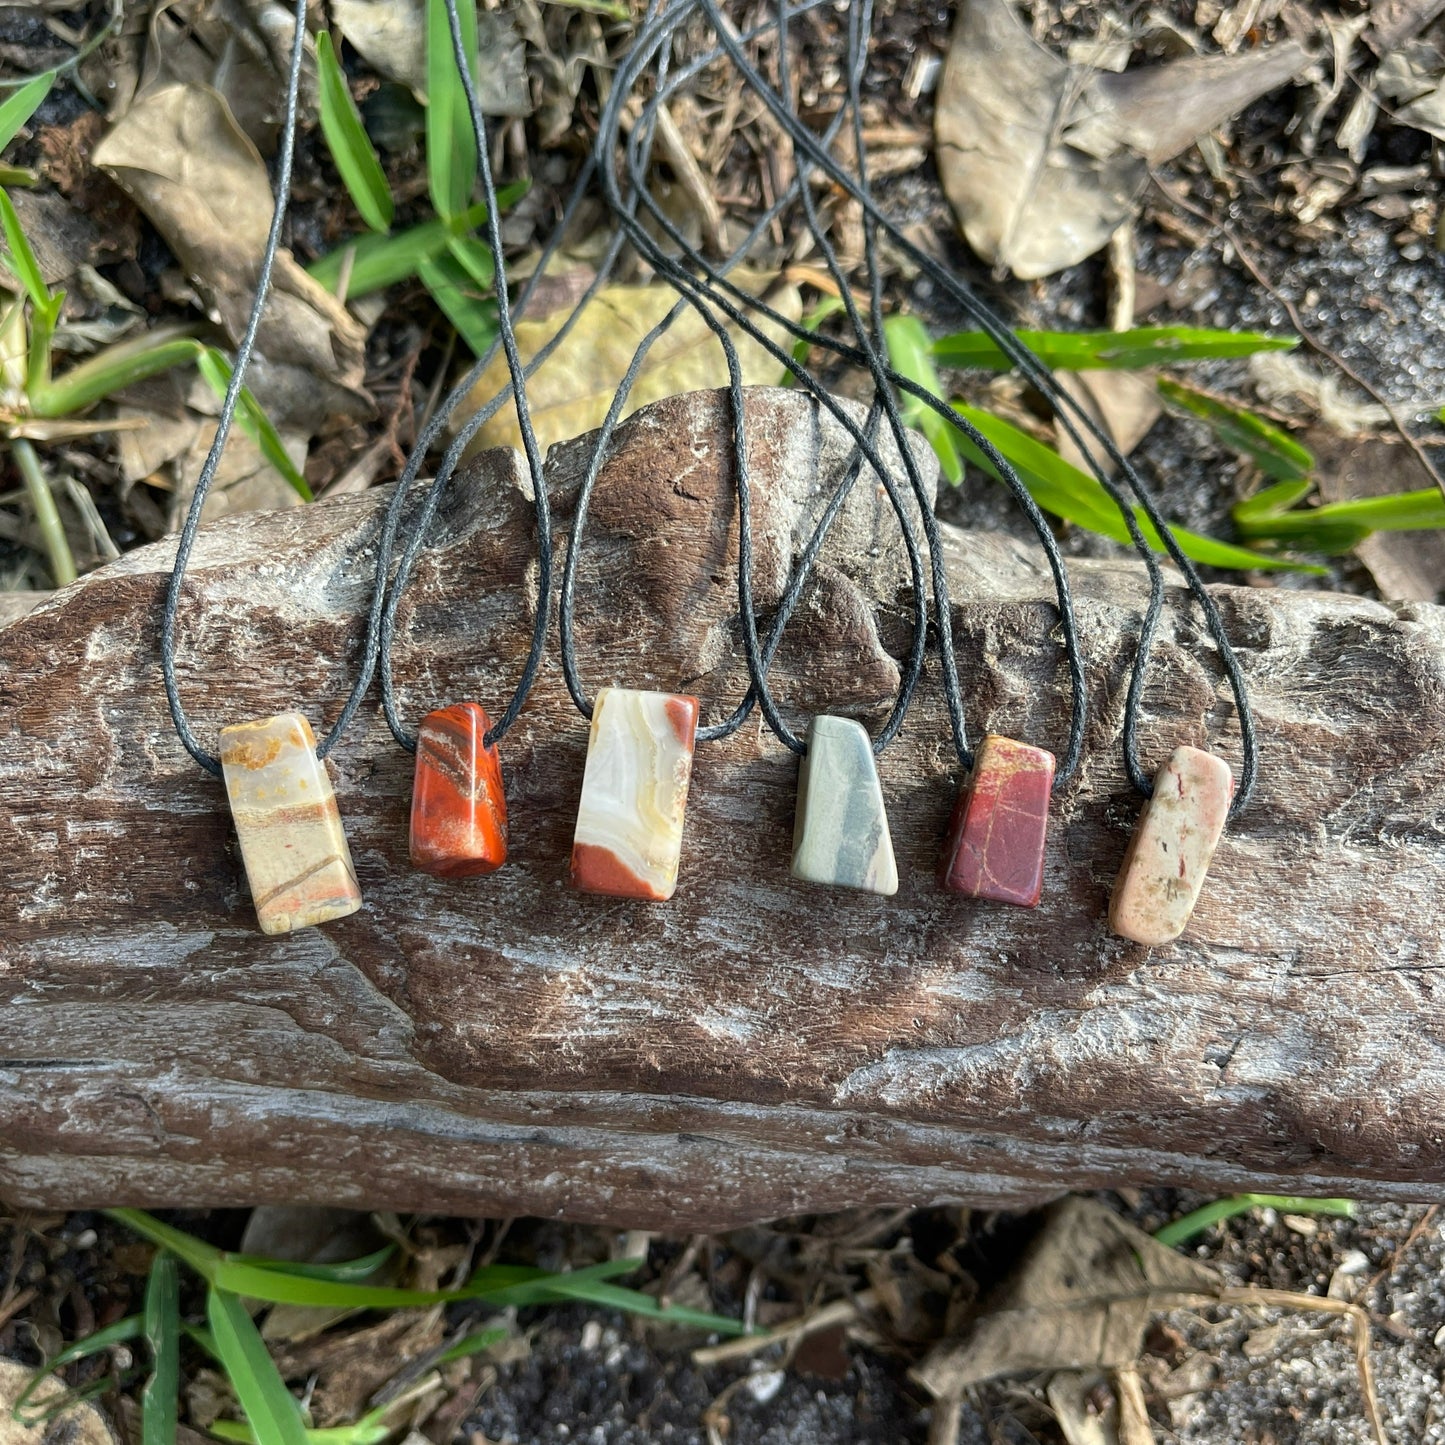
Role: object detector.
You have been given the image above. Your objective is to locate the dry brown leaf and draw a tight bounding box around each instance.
[1055,371,1163,476]
[1309,430,1445,602]
[92,84,367,389]
[0,1359,117,1445]
[934,0,1309,278]
[333,0,426,90]
[1374,35,1445,141]
[333,0,529,115]
[912,1199,1219,1397]
[1046,1371,1115,1445]
[457,279,801,457]
[112,371,310,526]
[1367,0,1445,54]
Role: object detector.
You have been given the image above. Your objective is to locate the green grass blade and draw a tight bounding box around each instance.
[197,348,313,501]
[310,216,458,297]
[142,1255,180,1445]
[316,31,393,234]
[210,1414,391,1445]
[208,1260,477,1307]
[433,1327,509,1367]
[1155,1194,1354,1249]
[419,250,497,356]
[1158,377,1313,481]
[0,186,49,306]
[14,1316,144,1423]
[309,185,527,296]
[0,73,54,154]
[30,328,202,417]
[446,233,495,290]
[952,402,1325,574]
[425,0,479,220]
[528,1277,748,1334]
[885,314,962,484]
[1234,483,1445,552]
[230,1245,396,1284]
[107,1210,223,1281]
[24,288,61,396]
[785,293,846,382]
[1232,477,1314,524]
[206,1290,310,1445]
[932,325,1298,372]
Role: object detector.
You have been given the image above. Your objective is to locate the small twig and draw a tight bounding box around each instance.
[926,1389,963,1445]
[1220,1285,1387,1445]
[1112,1366,1155,1445]
[62,475,118,562]
[691,1288,876,1367]
[701,1374,750,1445]
[1362,1202,1438,1301]
[1107,223,1136,333]
[657,1232,709,1309]
[1150,174,1445,499]
[11,439,76,586]
[0,1285,36,1331]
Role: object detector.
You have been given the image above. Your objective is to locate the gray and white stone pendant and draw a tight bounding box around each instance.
[790,715,899,896]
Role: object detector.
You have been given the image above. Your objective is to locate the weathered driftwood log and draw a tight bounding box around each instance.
[2,388,1442,1228]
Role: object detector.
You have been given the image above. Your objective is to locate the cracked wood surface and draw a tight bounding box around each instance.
[1,387,1442,1228]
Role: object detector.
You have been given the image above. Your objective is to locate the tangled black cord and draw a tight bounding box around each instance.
[160,0,565,769]
[557,0,935,753]
[160,0,1257,818]
[696,0,1259,814]
[589,0,1090,779]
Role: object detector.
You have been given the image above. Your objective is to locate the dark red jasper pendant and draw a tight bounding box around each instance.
[409,703,508,878]
[939,734,1054,907]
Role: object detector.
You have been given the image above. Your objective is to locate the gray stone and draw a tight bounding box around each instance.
[790,716,899,895]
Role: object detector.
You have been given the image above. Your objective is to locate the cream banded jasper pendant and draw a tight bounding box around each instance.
[570,687,699,901]
[220,712,362,935]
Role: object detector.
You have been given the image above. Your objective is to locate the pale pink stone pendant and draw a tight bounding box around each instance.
[1109,746,1234,946]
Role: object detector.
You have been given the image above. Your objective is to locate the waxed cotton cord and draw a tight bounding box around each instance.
[375,0,841,750]
[582,0,937,757]
[159,0,558,772]
[599,0,1084,773]
[593,0,1083,768]
[693,0,1257,817]
[159,0,308,779]
[557,1,933,756]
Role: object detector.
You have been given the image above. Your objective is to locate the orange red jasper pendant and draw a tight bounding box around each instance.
[409,703,508,878]
[939,735,1055,907]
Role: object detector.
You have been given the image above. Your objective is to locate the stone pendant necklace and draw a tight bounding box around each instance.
[159,0,362,937]
[368,0,550,882]
[555,419,721,903]
[374,446,551,879]
[730,414,933,900]
[1106,528,1259,949]
[927,440,1088,909]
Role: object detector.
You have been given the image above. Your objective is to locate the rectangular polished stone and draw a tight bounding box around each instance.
[410,702,508,878]
[220,712,362,935]
[1110,745,1234,946]
[791,715,898,895]
[570,687,699,901]
[940,734,1054,907]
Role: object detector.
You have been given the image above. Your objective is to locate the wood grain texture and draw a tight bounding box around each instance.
[1,387,1442,1228]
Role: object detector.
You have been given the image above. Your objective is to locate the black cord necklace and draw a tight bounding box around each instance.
[689,0,1258,941]
[604,0,1255,936]
[369,0,555,880]
[158,0,362,936]
[556,3,941,900]
[595,0,1093,899]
